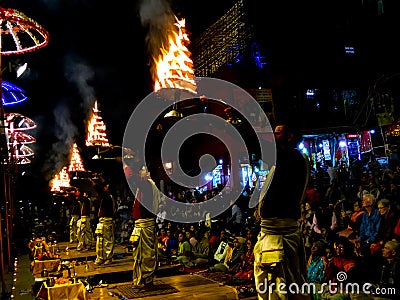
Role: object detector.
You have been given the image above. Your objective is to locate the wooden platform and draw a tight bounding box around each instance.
[56,241,181,283]
[88,274,243,300]
[56,241,129,261]
[36,242,255,299]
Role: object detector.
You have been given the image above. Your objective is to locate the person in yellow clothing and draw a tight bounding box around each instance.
[254,124,310,300]
[69,190,81,244]
[91,177,116,265]
[125,161,160,289]
[77,192,93,251]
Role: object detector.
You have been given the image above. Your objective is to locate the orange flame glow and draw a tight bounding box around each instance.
[68,143,85,172]
[153,17,196,94]
[50,167,70,192]
[86,100,110,147]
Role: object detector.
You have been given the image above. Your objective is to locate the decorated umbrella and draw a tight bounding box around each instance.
[2,80,28,106]
[5,112,37,130]
[0,7,49,295]
[7,131,35,144]
[5,112,37,165]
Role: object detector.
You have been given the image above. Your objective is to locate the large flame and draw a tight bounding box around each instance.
[86,100,110,147]
[50,167,70,192]
[68,143,85,172]
[153,17,197,94]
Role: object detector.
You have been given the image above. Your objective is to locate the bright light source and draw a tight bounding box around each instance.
[16,63,28,78]
[204,173,213,181]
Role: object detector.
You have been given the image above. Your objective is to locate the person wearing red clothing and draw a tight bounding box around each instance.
[235,239,255,280]
[125,156,161,289]
[325,237,358,284]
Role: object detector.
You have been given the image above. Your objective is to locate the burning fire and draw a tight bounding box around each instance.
[68,143,85,172]
[50,167,71,192]
[153,17,197,94]
[86,100,110,147]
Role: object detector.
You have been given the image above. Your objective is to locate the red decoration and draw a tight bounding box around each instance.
[0,7,49,55]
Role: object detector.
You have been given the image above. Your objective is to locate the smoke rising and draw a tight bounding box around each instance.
[42,53,95,181]
[139,0,176,74]
[42,101,78,181]
[64,53,96,117]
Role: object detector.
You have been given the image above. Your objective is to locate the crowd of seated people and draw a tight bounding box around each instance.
[113,158,397,300]
[85,157,399,299]
[152,159,400,298]
[298,160,400,299]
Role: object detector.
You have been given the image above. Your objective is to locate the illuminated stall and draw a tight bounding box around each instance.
[346,134,361,161]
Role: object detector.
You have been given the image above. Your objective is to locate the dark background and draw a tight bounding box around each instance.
[1,0,399,199]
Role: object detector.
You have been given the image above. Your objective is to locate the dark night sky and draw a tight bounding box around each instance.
[1,0,399,191]
[0,0,247,211]
[1,0,235,183]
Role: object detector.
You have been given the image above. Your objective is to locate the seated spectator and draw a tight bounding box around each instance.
[306,240,327,284]
[318,227,336,249]
[337,200,365,241]
[356,193,382,279]
[374,240,400,297]
[356,185,369,202]
[306,240,327,300]
[211,232,229,265]
[235,239,255,281]
[371,199,399,256]
[212,237,246,274]
[324,178,343,205]
[174,231,193,268]
[186,230,195,244]
[300,201,315,231]
[157,227,167,245]
[209,229,226,256]
[357,193,381,254]
[304,184,320,208]
[156,204,166,230]
[347,200,365,237]
[324,243,335,268]
[369,182,381,203]
[191,229,211,267]
[245,228,257,245]
[312,203,338,234]
[303,225,316,259]
[164,229,178,259]
[325,237,359,284]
